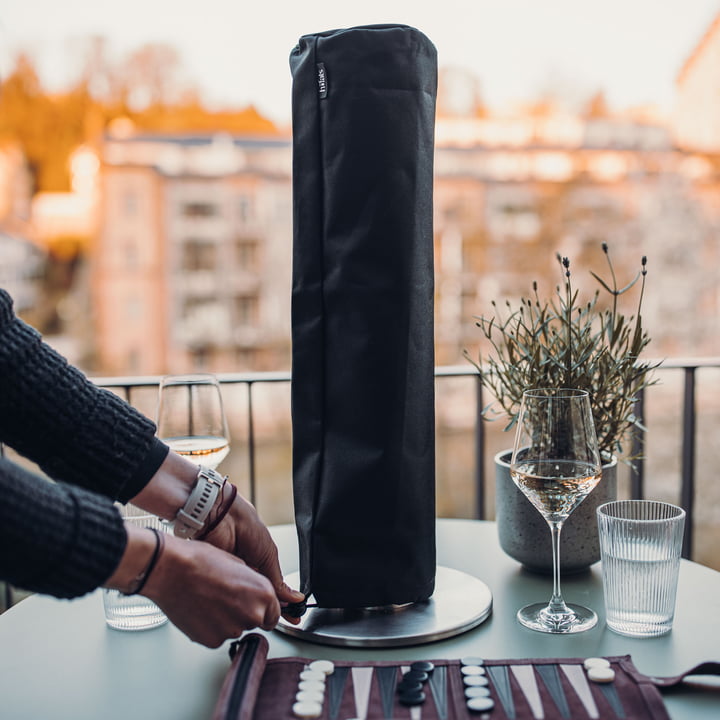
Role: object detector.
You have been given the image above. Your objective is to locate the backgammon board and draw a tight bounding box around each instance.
[210,634,715,720]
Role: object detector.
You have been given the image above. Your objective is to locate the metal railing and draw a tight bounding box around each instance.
[2,359,716,570]
[92,359,720,561]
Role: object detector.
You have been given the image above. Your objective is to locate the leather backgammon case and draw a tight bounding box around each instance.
[211,633,720,720]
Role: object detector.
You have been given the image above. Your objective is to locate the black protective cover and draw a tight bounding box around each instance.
[289,24,438,608]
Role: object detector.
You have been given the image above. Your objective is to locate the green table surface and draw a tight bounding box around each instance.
[1,519,718,719]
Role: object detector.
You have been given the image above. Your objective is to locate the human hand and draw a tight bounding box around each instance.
[132,451,304,623]
[199,489,304,613]
[131,451,303,616]
[143,534,283,648]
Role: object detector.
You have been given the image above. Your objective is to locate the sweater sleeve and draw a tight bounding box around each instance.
[0,457,127,598]
[0,289,168,502]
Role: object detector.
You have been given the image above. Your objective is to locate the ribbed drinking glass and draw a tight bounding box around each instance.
[597,500,685,637]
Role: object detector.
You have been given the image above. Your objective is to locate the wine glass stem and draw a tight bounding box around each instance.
[547,520,570,614]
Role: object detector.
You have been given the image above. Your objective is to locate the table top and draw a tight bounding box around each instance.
[1,519,719,719]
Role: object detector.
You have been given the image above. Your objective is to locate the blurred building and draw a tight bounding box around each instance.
[92,124,292,375]
[0,142,32,231]
[87,107,720,377]
[433,104,720,365]
[0,142,45,314]
[30,145,99,259]
[84,10,720,377]
[0,232,45,314]
[674,11,720,152]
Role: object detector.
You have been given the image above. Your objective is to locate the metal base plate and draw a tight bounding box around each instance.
[275,566,492,648]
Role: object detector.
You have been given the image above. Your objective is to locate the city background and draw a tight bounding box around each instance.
[2,6,720,569]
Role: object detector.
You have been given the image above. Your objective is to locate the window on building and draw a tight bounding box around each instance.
[182,240,217,271]
[238,195,254,224]
[235,294,259,327]
[235,238,259,271]
[182,202,218,218]
[126,348,140,374]
[489,203,541,241]
[183,296,216,318]
[190,346,210,370]
[235,347,256,369]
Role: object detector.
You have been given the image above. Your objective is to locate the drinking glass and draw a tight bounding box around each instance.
[510,388,602,633]
[157,374,230,469]
[597,500,685,637]
[102,504,168,631]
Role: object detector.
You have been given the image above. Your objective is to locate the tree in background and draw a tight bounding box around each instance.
[0,39,280,193]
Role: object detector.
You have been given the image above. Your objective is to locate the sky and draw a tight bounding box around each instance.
[1,0,719,125]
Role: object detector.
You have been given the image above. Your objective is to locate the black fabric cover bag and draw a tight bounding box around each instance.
[289,24,438,608]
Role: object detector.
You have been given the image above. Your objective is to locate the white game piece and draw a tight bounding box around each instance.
[299,669,326,683]
[463,675,489,687]
[461,656,485,666]
[461,665,486,676]
[583,657,611,670]
[298,680,325,694]
[466,696,495,712]
[292,699,323,718]
[587,666,616,683]
[295,690,324,704]
[308,659,335,675]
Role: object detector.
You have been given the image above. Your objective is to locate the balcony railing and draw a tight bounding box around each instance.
[91,358,720,562]
[0,358,720,611]
[2,359,716,555]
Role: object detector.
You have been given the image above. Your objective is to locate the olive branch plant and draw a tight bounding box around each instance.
[465,243,661,462]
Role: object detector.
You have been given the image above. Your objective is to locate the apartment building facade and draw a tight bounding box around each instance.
[674,11,720,152]
[433,109,720,365]
[0,142,46,316]
[93,131,292,374]
[91,113,720,378]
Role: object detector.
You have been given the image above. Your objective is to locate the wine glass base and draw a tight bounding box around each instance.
[517,602,597,634]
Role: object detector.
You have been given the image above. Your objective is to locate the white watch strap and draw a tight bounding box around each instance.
[173,466,225,539]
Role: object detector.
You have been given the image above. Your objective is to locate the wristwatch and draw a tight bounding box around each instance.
[173,466,226,539]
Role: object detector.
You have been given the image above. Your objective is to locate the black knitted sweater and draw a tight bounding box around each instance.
[0,288,168,598]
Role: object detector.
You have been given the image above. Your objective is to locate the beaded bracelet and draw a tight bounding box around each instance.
[123,528,165,596]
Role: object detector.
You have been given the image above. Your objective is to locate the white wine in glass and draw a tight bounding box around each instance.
[157,374,230,470]
[510,387,602,633]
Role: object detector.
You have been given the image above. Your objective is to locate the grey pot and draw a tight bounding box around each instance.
[494,450,617,574]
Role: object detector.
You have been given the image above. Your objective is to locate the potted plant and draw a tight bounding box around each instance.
[466,243,659,573]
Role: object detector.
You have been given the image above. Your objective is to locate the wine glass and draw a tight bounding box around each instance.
[157,374,230,469]
[510,387,602,633]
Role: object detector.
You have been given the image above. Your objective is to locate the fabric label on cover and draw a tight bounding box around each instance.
[316,63,328,98]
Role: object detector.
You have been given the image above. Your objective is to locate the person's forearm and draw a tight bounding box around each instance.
[0,290,166,500]
[0,459,127,599]
[129,451,199,520]
[103,524,159,594]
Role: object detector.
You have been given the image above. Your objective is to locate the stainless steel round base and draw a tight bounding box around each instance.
[275,566,492,648]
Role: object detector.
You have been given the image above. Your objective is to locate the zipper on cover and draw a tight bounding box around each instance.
[227,634,261,719]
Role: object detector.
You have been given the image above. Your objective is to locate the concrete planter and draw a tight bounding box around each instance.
[494,450,617,574]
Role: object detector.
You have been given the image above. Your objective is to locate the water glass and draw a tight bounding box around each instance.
[597,500,685,637]
[103,505,169,632]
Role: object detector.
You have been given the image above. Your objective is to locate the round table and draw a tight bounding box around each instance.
[0,519,718,719]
